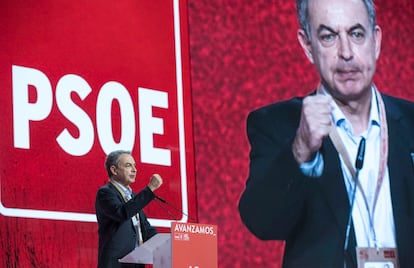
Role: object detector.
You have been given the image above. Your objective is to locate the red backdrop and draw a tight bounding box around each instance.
[189,0,414,267]
[1,0,414,267]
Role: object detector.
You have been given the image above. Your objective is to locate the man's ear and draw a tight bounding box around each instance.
[373,25,382,60]
[298,29,315,64]
[110,165,118,176]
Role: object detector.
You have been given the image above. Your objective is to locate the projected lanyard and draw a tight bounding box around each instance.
[317,86,397,267]
[110,180,144,246]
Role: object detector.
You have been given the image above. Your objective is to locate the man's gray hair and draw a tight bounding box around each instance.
[296,0,377,40]
[105,150,131,177]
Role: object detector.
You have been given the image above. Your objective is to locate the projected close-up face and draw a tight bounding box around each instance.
[300,0,381,102]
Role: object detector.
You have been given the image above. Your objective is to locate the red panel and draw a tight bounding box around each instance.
[0,0,195,267]
[172,222,218,267]
[188,0,414,267]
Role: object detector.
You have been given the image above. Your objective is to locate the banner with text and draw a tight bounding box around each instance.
[0,0,196,228]
[172,222,218,268]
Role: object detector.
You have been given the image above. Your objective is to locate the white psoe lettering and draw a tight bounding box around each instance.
[12,65,171,166]
[56,74,94,156]
[13,65,53,149]
[96,81,135,156]
[139,87,171,166]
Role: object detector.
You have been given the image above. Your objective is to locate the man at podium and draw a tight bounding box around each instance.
[95,150,163,268]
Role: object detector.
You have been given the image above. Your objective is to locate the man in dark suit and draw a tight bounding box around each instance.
[238,0,414,267]
[96,150,163,268]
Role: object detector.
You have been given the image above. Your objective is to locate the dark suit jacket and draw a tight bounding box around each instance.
[238,94,414,267]
[95,183,158,268]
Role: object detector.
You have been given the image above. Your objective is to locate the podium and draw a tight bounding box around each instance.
[119,233,172,268]
[119,222,217,268]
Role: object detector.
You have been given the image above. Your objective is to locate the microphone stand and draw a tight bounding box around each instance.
[154,195,197,222]
[344,137,366,268]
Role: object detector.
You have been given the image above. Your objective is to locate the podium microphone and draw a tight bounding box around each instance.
[154,195,196,222]
[155,195,167,203]
[355,137,366,170]
[343,137,366,267]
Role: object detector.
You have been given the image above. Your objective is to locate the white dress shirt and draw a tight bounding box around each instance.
[300,87,396,248]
